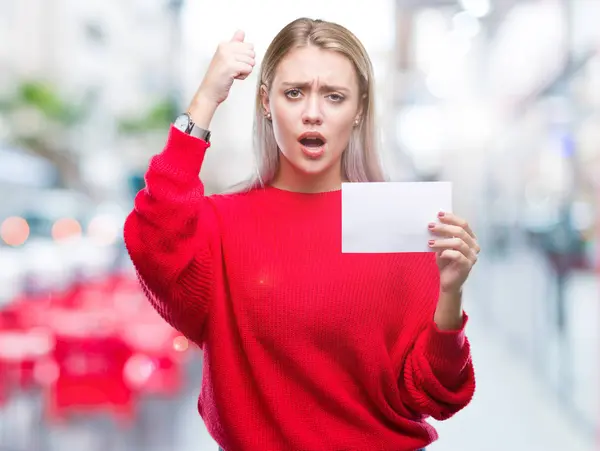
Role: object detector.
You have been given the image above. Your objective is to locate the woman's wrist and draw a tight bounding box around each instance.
[434,289,464,331]
[187,91,219,130]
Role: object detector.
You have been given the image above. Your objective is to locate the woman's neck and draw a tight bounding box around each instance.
[271,158,343,194]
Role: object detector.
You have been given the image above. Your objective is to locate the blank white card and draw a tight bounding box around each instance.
[341,182,453,253]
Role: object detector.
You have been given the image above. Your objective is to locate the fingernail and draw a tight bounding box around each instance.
[428,240,435,246]
[428,223,436,229]
[438,211,445,217]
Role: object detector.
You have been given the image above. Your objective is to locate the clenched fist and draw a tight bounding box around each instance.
[195,30,256,107]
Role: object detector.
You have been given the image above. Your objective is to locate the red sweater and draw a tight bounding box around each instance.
[124,126,476,451]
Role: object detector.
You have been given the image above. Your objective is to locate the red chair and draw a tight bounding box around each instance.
[0,360,8,407]
[45,332,135,427]
[0,308,54,392]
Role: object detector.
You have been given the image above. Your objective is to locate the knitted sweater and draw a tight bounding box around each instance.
[123,126,476,451]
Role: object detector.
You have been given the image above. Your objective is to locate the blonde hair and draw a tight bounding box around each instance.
[241,17,385,191]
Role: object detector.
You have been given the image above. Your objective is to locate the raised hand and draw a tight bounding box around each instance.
[195,30,256,106]
[428,212,480,295]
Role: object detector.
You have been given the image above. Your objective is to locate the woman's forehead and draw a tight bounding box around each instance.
[273,47,358,88]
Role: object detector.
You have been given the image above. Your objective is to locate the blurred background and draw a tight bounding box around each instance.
[0,0,598,450]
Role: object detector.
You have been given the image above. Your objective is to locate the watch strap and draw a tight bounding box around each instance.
[181,112,211,142]
[188,122,211,142]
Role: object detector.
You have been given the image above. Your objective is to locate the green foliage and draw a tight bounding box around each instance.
[5,80,84,125]
[0,79,89,188]
[118,98,178,134]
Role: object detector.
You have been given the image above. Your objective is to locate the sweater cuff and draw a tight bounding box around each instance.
[424,312,469,371]
[158,125,211,181]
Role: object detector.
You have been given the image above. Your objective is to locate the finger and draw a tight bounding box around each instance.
[230,42,255,54]
[231,29,245,42]
[233,62,253,80]
[234,54,255,67]
[437,212,476,239]
[428,223,476,249]
[429,237,473,260]
[437,249,472,266]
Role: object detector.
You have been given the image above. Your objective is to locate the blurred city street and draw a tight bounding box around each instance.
[431,261,597,451]
[430,310,594,451]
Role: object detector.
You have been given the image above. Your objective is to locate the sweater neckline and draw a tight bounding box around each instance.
[264,185,341,197]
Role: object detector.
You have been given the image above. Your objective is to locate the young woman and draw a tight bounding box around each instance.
[124,17,479,451]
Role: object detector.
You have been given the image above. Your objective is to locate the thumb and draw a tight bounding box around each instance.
[231,30,245,42]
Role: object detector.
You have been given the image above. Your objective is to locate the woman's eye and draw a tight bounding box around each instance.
[286,89,301,98]
[328,94,344,102]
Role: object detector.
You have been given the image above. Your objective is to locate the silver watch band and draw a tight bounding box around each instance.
[176,112,211,142]
[190,126,211,142]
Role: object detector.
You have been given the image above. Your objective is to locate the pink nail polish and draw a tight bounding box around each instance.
[438,211,445,218]
[428,240,435,246]
[428,223,435,229]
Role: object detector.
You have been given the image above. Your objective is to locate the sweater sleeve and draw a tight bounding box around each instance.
[397,257,476,421]
[123,125,222,345]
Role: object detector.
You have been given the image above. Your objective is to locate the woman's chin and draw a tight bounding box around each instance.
[279,149,342,178]
[292,158,338,177]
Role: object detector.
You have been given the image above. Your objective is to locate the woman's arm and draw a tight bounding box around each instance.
[124,30,255,345]
[124,125,221,345]
[400,311,475,421]
[396,256,476,421]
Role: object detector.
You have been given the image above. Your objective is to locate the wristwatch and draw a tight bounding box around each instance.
[173,112,211,142]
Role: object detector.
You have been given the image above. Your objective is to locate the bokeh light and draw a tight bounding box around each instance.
[87,214,120,246]
[0,216,30,246]
[173,335,189,352]
[51,218,82,242]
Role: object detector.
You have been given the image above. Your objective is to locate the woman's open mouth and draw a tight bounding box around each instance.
[298,133,326,158]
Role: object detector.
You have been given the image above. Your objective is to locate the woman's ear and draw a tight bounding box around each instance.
[357,93,367,118]
[260,84,270,117]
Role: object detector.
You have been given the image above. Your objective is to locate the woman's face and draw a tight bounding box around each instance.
[263,46,363,188]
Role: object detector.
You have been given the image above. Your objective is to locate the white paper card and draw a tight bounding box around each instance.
[341,182,452,253]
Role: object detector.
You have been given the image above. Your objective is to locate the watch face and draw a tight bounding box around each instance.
[174,114,190,132]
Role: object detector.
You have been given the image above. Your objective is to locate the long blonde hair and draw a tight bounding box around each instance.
[241,17,385,191]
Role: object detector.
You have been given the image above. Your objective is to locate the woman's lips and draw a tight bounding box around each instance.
[299,142,325,158]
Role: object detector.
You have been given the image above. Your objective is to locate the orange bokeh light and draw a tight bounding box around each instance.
[173,335,189,352]
[51,218,82,241]
[1,216,30,246]
[87,215,118,246]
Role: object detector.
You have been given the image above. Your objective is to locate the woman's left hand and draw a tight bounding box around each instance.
[428,212,480,294]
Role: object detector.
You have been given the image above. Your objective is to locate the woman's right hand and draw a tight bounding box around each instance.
[188,30,255,127]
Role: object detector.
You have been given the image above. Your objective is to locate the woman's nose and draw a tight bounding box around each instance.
[301,96,323,125]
